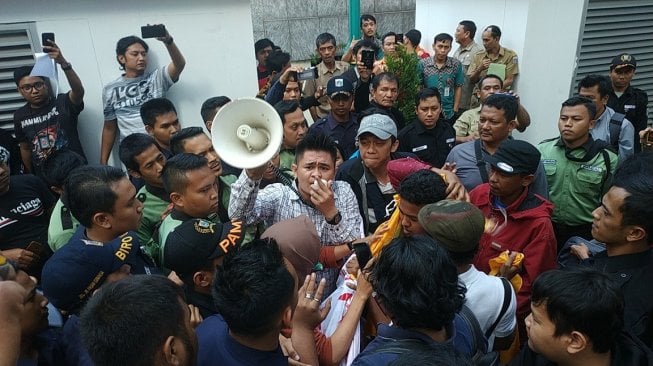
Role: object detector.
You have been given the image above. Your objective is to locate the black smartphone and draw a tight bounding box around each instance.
[41,32,55,52]
[353,243,372,269]
[396,33,403,43]
[141,24,166,39]
[298,67,318,81]
[361,49,375,69]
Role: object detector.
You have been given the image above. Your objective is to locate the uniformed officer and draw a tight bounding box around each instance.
[538,96,618,249]
[467,25,519,90]
[607,53,649,153]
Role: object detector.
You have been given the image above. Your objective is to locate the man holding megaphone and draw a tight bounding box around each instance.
[229,134,363,296]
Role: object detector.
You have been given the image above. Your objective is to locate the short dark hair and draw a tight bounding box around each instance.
[295,133,337,165]
[478,74,504,89]
[200,96,231,122]
[170,127,205,155]
[414,87,442,107]
[484,25,502,39]
[140,98,177,128]
[484,93,518,121]
[531,268,624,353]
[360,14,376,28]
[162,153,208,195]
[404,29,421,46]
[352,38,380,57]
[611,152,653,243]
[459,20,477,39]
[315,32,336,48]
[65,165,127,227]
[254,38,274,54]
[266,50,291,73]
[578,74,613,98]
[80,275,189,366]
[40,149,86,189]
[399,170,447,206]
[115,36,148,69]
[434,33,453,44]
[389,347,473,366]
[119,133,159,173]
[381,32,396,45]
[274,100,301,125]
[561,96,597,120]
[213,238,295,337]
[372,72,398,90]
[370,235,465,330]
[13,66,37,85]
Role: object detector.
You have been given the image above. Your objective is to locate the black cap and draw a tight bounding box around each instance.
[485,139,540,175]
[610,53,636,71]
[163,219,245,274]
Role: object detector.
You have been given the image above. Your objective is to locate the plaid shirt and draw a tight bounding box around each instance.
[229,172,363,295]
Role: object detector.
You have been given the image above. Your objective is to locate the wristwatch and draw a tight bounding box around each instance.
[61,62,72,71]
[326,211,342,225]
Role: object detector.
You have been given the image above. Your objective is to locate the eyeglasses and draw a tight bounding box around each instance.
[20,81,46,93]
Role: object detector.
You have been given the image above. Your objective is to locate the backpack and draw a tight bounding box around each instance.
[608,112,625,153]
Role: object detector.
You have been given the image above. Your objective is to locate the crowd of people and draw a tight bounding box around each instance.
[1,13,652,366]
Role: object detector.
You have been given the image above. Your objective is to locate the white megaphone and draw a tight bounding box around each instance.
[210,98,283,169]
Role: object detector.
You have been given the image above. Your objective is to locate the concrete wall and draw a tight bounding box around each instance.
[1,0,256,165]
[415,0,586,144]
[252,0,416,61]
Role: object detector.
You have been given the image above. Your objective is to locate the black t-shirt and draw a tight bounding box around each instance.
[0,128,22,174]
[398,118,456,167]
[0,174,55,276]
[13,93,86,167]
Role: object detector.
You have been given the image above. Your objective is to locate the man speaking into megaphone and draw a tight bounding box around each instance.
[229,133,363,296]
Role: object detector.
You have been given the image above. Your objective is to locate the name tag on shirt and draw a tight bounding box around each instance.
[412,145,428,152]
[624,104,635,111]
[446,138,455,144]
[444,87,451,97]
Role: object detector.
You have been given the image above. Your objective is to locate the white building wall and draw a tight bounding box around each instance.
[415,0,586,144]
[1,0,256,165]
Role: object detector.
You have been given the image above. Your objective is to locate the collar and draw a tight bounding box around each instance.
[326,112,357,129]
[554,134,595,152]
[488,185,530,214]
[413,118,446,133]
[460,41,478,52]
[170,208,196,222]
[145,184,170,202]
[318,61,345,75]
[594,249,653,272]
[376,323,454,346]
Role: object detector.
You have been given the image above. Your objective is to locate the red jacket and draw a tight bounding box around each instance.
[470,184,557,326]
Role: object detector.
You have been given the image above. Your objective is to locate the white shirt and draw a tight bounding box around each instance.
[459,265,517,349]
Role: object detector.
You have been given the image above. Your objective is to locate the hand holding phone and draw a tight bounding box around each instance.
[298,67,318,81]
[41,32,55,53]
[141,24,167,39]
[361,50,375,69]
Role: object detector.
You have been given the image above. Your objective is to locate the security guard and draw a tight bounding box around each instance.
[607,53,649,153]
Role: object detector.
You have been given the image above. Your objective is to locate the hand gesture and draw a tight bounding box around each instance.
[281,65,303,85]
[2,248,38,270]
[153,24,173,44]
[481,58,491,71]
[310,179,337,220]
[43,40,67,65]
[498,251,521,280]
[188,304,203,328]
[293,274,332,330]
[570,243,590,260]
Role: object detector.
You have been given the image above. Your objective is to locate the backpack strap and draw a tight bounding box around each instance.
[608,112,625,151]
[60,205,74,230]
[474,139,489,183]
[459,304,488,355]
[485,277,512,339]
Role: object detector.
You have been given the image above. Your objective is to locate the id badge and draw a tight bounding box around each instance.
[38,135,52,149]
[444,86,451,97]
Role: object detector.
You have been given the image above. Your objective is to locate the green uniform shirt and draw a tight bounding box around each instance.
[136,185,170,258]
[155,175,242,267]
[279,149,296,172]
[537,137,617,226]
[47,198,80,251]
